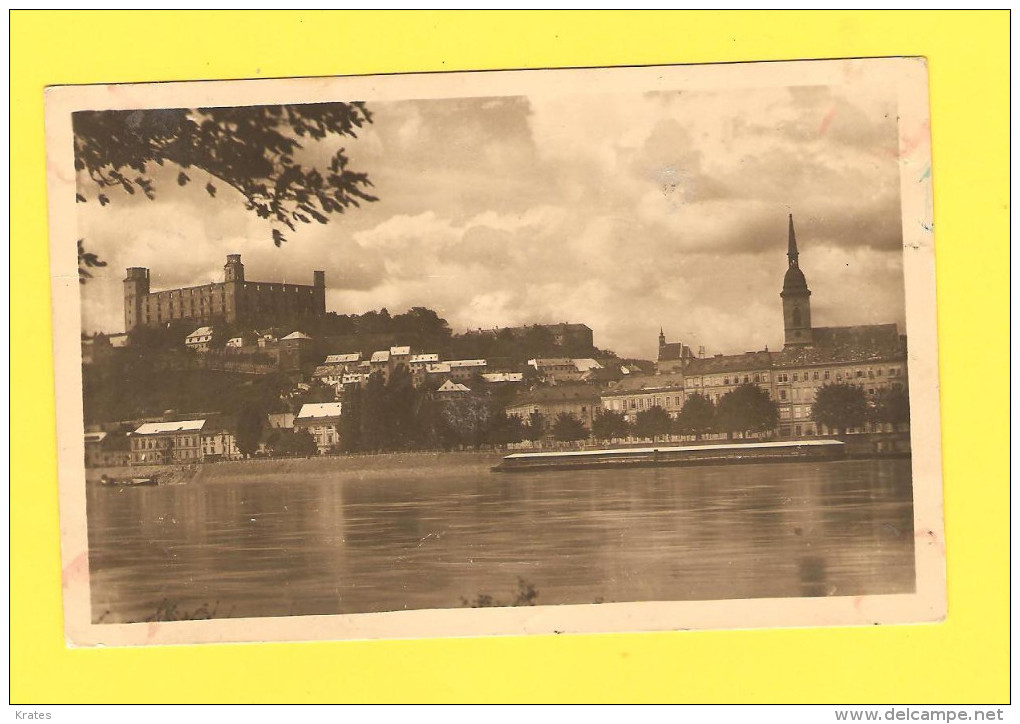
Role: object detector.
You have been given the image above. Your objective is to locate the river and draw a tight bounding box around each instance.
[86,457,915,623]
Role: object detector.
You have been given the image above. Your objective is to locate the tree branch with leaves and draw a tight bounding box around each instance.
[73,102,377,268]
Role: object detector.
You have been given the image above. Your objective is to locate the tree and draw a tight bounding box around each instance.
[870,386,910,430]
[436,396,492,449]
[812,382,868,435]
[73,103,376,265]
[591,410,630,442]
[552,413,589,443]
[78,239,107,284]
[634,406,672,440]
[676,393,715,440]
[524,411,546,443]
[487,411,525,446]
[234,402,265,458]
[716,384,779,439]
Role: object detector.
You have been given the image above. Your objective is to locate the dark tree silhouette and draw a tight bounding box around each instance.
[524,411,546,443]
[234,402,265,458]
[717,384,779,439]
[591,410,630,442]
[634,405,672,440]
[551,412,588,443]
[73,102,376,256]
[676,393,715,440]
[871,386,910,429]
[77,239,106,284]
[812,382,868,435]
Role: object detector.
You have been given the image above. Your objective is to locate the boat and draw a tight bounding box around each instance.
[491,439,846,473]
[99,475,159,487]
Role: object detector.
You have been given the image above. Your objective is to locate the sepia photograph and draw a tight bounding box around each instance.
[46,57,945,646]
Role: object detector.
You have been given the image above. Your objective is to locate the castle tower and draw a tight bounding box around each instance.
[781,214,812,347]
[312,269,326,315]
[123,267,150,331]
[222,254,245,325]
[224,254,245,283]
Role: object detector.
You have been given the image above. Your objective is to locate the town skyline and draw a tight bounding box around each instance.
[77,82,907,360]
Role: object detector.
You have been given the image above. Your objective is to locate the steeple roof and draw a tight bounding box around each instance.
[787,213,799,265]
[782,214,810,296]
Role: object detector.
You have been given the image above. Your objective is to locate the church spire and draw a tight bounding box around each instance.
[787,213,799,267]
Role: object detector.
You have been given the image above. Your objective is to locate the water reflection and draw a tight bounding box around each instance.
[87,458,915,623]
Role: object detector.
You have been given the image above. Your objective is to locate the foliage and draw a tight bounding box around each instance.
[676,393,715,439]
[77,239,107,284]
[82,349,290,424]
[234,402,265,458]
[487,411,526,446]
[812,382,868,434]
[870,386,910,427]
[591,410,630,441]
[265,428,318,457]
[73,103,376,248]
[551,412,589,443]
[633,405,672,440]
[716,384,779,438]
[524,411,545,442]
[434,395,493,449]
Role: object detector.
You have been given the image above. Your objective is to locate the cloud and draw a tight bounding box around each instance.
[78,75,907,359]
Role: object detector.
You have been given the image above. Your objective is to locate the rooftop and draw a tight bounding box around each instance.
[325,353,361,364]
[684,351,774,376]
[133,420,206,435]
[508,384,602,406]
[296,402,344,420]
[774,325,905,367]
[602,372,686,395]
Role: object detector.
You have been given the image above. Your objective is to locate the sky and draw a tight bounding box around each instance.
[77,77,906,360]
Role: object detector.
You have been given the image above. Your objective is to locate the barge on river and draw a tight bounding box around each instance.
[492,439,846,473]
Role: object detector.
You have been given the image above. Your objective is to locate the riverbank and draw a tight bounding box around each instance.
[86,449,506,484]
[86,432,909,484]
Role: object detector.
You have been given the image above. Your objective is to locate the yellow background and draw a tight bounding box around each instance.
[11,10,1009,703]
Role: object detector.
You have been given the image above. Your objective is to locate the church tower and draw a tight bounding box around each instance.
[781,214,812,347]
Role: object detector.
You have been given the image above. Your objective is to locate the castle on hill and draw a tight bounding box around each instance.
[123,254,326,331]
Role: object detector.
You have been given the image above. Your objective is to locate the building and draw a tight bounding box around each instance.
[294,402,344,453]
[600,373,687,422]
[200,416,242,461]
[680,352,775,405]
[123,254,325,331]
[528,358,581,383]
[505,384,602,430]
[481,372,524,384]
[771,326,907,437]
[435,380,472,396]
[644,214,909,438]
[83,431,131,468]
[185,326,214,351]
[128,419,206,465]
[266,412,295,430]
[656,331,696,374]
[277,331,316,372]
[446,359,487,382]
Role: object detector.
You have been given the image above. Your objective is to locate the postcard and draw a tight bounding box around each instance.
[45,57,945,646]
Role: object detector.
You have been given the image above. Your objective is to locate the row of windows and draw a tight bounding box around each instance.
[605,395,684,412]
[692,373,770,387]
[777,367,902,383]
[132,436,199,450]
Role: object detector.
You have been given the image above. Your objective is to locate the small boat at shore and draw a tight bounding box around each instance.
[492,439,846,473]
[99,475,159,487]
